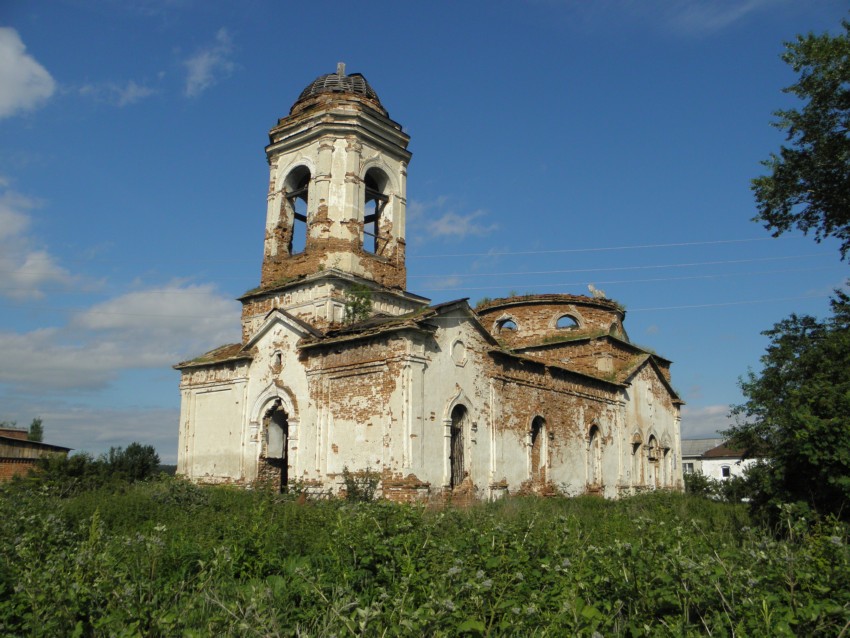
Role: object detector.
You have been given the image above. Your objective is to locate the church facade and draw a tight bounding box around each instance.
[175,65,683,500]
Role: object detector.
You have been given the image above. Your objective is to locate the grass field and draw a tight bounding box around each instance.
[1,478,848,636]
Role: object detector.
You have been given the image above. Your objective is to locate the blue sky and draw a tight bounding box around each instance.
[1,1,847,462]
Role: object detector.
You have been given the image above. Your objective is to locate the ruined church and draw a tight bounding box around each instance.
[175,65,683,500]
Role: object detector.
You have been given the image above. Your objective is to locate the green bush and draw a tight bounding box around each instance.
[15,442,161,498]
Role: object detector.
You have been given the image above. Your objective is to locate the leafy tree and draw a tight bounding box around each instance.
[106,443,160,482]
[751,19,850,258]
[27,417,43,442]
[725,291,850,521]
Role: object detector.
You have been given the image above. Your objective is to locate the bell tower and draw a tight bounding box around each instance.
[261,63,411,290]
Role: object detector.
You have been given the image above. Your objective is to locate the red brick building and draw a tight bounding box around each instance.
[0,427,71,482]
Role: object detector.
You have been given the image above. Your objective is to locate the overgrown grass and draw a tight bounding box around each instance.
[1,478,847,636]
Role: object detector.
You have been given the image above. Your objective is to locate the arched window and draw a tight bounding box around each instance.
[588,425,602,487]
[363,168,389,254]
[284,166,310,254]
[449,404,468,489]
[631,433,643,487]
[556,315,579,330]
[496,318,517,333]
[647,435,660,488]
[530,416,546,481]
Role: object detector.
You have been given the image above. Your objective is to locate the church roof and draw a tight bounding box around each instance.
[173,343,254,369]
[290,63,386,116]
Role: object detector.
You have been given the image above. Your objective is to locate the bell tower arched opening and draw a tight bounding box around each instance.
[284,166,310,255]
[363,168,389,255]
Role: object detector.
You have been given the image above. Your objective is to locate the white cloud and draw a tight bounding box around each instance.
[549,0,783,38]
[408,197,499,241]
[73,282,240,352]
[184,28,235,97]
[0,27,55,119]
[0,394,180,462]
[680,404,734,439]
[660,0,777,36]
[0,183,72,299]
[79,80,156,106]
[0,282,241,392]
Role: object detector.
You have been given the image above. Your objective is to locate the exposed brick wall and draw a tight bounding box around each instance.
[0,458,37,482]
[260,237,406,292]
[381,471,430,503]
[477,295,625,349]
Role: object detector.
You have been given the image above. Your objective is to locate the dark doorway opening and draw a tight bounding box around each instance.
[450,405,467,489]
[262,400,289,492]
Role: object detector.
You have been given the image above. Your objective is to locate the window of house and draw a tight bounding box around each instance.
[721,465,731,479]
[683,462,694,474]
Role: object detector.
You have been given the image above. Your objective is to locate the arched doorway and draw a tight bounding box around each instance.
[449,405,468,489]
[261,399,289,492]
[530,416,546,483]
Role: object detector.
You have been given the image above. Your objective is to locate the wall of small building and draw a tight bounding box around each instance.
[700,457,756,481]
[0,432,71,482]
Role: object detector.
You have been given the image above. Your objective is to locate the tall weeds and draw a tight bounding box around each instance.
[0,479,847,636]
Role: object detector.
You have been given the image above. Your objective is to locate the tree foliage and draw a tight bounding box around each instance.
[27,418,43,442]
[26,442,161,497]
[726,291,850,521]
[106,443,160,483]
[751,19,850,258]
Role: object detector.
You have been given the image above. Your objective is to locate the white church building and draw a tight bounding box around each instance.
[175,65,684,501]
